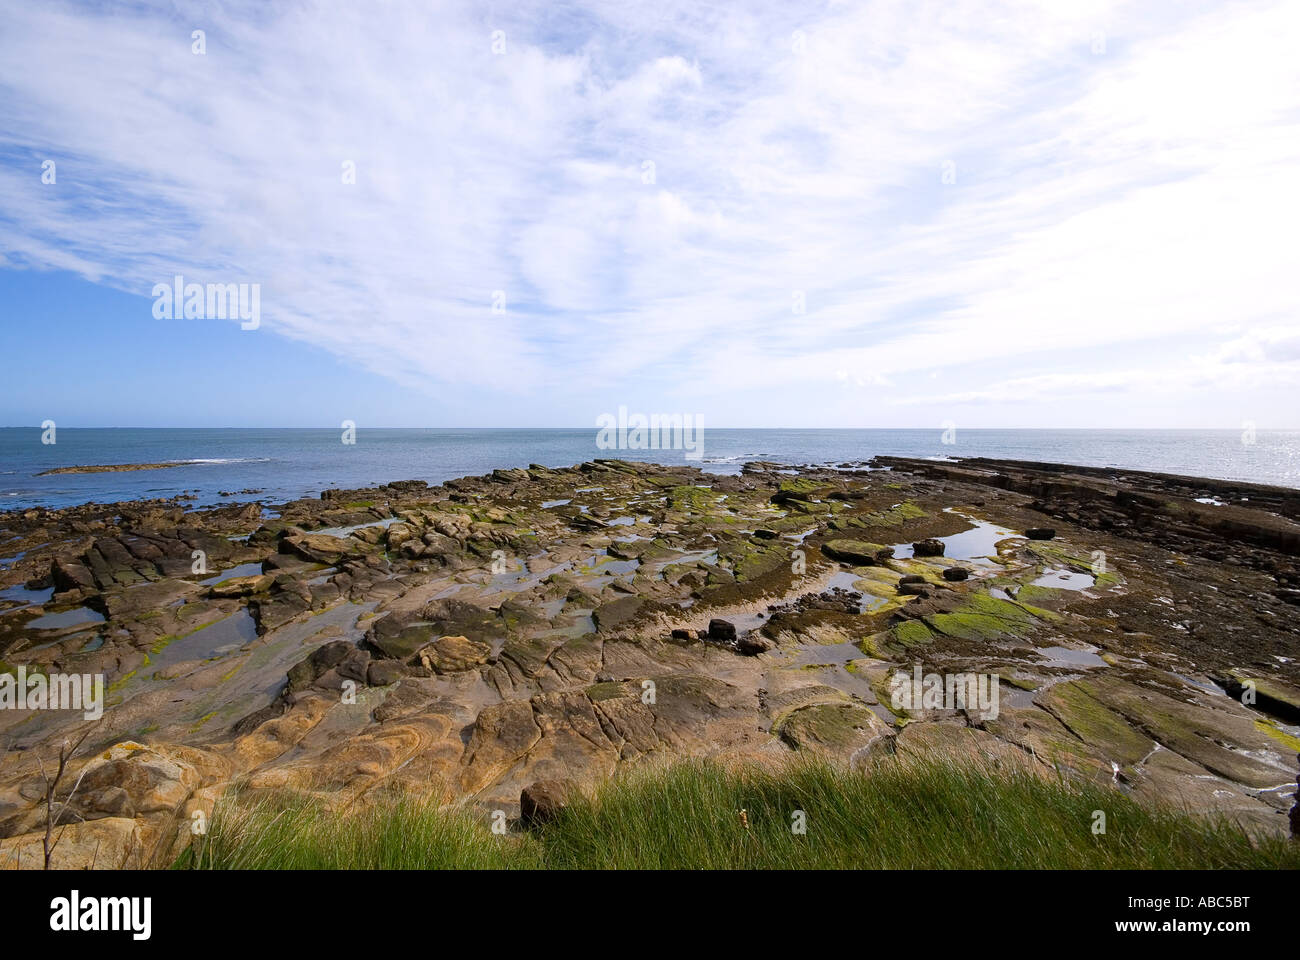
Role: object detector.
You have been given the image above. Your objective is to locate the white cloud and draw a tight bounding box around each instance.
[0,0,1297,425]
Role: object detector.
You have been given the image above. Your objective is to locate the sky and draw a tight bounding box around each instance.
[0,0,1298,429]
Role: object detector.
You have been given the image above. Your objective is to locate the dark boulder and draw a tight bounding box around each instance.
[520,778,578,827]
[707,618,737,642]
[912,538,945,557]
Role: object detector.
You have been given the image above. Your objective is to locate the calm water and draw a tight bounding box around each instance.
[1,428,1298,511]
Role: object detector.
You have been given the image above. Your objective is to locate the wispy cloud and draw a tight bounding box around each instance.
[1,0,1297,425]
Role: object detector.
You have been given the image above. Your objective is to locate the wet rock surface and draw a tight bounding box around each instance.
[1,455,1298,865]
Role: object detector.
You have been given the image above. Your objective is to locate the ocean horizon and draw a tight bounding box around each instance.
[3,426,1298,511]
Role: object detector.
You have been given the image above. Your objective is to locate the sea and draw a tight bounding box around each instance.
[1,427,1298,512]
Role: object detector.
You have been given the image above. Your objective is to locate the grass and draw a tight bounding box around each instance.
[175,757,1300,870]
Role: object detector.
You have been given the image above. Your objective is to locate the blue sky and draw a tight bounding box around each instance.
[1,0,1298,428]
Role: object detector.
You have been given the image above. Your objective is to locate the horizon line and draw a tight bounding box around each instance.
[0,425,1294,432]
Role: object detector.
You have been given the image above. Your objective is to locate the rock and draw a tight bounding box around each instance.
[250,592,310,632]
[208,573,273,598]
[366,660,409,686]
[777,702,889,759]
[261,553,315,573]
[282,533,374,564]
[417,635,491,673]
[912,538,945,557]
[79,785,135,819]
[385,479,429,493]
[1042,676,1292,787]
[335,646,372,683]
[771,478,837,504]
[707,619,737,642]
[102,577,199,619]
[9,455,1300,858]
[50,557,95,592]
[459,700,545,794]
[287,640,356,692]
[1025,528,1056,540]
[248,521,299,545]
[822,540,895,565]
[520,778,578,827]
[887,723,1043,773]
[1220,671,1300,724]
[156,556,197,577]
[367,622,436,660]
[385,523,415,549]
[593,596,643,633]
[74,743,198,817]
[0,817,142,870]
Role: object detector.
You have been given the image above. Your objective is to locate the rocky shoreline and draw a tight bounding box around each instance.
[1,456,1298,868]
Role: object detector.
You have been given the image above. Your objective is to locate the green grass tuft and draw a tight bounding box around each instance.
[176,757,1300,870]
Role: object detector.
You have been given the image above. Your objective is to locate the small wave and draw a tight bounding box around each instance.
[166,457,271,465]
[702,453,773,464]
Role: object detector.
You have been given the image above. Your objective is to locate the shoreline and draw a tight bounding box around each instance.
[1,455,1297,867]
[6,430,1300,514]
[9,451,1300,518]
